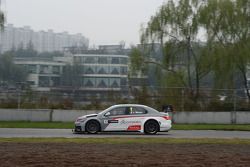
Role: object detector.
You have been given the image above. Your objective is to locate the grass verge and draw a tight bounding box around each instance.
[0,137,249,145]
[0,121,73,129]
[173,124,250,131]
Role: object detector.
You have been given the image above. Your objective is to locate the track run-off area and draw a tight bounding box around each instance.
[1,128,250,167]
[0,128,249,139]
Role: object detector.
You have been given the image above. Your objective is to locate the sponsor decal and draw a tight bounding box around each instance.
[108,120,119,123]
[120,120,141,124]
[127,125,141,131]
[104,120,119,124]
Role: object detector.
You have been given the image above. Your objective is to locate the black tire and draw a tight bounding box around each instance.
[85,120,100,134]
[144,120,159,135]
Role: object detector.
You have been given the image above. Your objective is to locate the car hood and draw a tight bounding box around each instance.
[79,113,98,119]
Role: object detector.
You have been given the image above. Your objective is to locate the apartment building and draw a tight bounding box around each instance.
[0,24,89,53]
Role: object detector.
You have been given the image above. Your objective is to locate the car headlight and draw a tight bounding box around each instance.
[76,118,86,122]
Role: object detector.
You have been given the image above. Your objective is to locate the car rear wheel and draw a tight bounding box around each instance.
[85,120,100,134]
[144,120,159,135]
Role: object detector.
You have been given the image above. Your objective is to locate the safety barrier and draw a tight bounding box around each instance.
[0,109,249,124]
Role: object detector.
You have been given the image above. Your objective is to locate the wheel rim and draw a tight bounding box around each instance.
[87,122,98,133]
[146,122,157,134]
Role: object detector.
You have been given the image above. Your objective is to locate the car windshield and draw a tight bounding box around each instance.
[98,106,114,115]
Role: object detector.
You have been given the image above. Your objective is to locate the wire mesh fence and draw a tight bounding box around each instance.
[0,86,249,111]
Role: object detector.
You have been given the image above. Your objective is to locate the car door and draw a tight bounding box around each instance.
[102,107,130,131]
[124,106,148,131]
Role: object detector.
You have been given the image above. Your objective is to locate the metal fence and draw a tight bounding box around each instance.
[0,86,249,111]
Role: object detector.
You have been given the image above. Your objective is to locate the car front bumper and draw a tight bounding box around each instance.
[74,125,82,132]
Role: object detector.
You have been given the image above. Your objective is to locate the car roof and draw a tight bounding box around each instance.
[98,104,161,115]
[110,104,160,113]
[111,104,150,108]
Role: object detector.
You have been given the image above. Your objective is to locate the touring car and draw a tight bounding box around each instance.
[74,104,172,135]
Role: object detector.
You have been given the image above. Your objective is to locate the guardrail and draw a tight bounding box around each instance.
[0,109,250,124]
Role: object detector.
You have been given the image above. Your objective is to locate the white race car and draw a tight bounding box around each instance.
[74,104,172,134]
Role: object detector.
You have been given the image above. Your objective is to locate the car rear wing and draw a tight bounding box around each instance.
[162,105,174,113]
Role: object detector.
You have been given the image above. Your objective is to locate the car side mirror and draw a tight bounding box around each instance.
[105,112,111,117]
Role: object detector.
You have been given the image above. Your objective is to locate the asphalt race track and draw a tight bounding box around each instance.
[0,128,250,139]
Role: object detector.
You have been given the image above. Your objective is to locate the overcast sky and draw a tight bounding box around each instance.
[3,0,166,47]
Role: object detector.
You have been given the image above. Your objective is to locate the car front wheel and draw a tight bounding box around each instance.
[144,120,159,135]
[85,120,100,134]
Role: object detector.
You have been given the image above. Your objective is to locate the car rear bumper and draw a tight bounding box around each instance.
[160,124,171,132]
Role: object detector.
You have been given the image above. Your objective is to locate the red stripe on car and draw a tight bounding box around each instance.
[127,125,141,131]
[112,116,145,120]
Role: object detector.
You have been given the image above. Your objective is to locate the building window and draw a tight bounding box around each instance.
[27,81,35,85]
[121,78,127,86]
[84,77,95,87]
[120,67,127,75]
[40,65,50,74]
[74,57,81,63]
[110,78,120,88]
[52,66,60,74]
[120,57,128,64]
[84,66,95,74]
[111,57,119,64]
[96,78,108,88]
[28,65,37,73]
[51,77,60,86]
[110,66,120,75]
[98,57,108,64]
[39,76,50,87]
[85,57,95,64]
[97,66,108,74]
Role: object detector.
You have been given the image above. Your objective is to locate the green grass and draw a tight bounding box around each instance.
[0,137,249,145]
[0,121,250,131]
[173,124,250,131]
[0,121,73,129]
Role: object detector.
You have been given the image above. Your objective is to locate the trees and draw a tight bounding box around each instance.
[5,44,64,58]
[0,53,27,84]
[131,0,250,101]
[61,62,82,88]
[199,0,250,99]
[131,0,212,98]
[0,1,5,29]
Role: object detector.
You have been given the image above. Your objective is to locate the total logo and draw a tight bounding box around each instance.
[120,120,141,124]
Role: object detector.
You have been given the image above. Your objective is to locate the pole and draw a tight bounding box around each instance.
[181,88,184,111]
[18,90,20,110]
[232,89,236,124]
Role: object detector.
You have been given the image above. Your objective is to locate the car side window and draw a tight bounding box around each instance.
[131,107,147,115]
[106,107,127,116]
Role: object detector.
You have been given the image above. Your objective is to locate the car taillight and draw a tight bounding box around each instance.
[162,116,171,120]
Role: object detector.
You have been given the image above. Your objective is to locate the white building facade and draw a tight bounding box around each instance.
[14,53,129,93]
[14,57,67,91]
[0,24,89,53]
[73,54,128,91]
